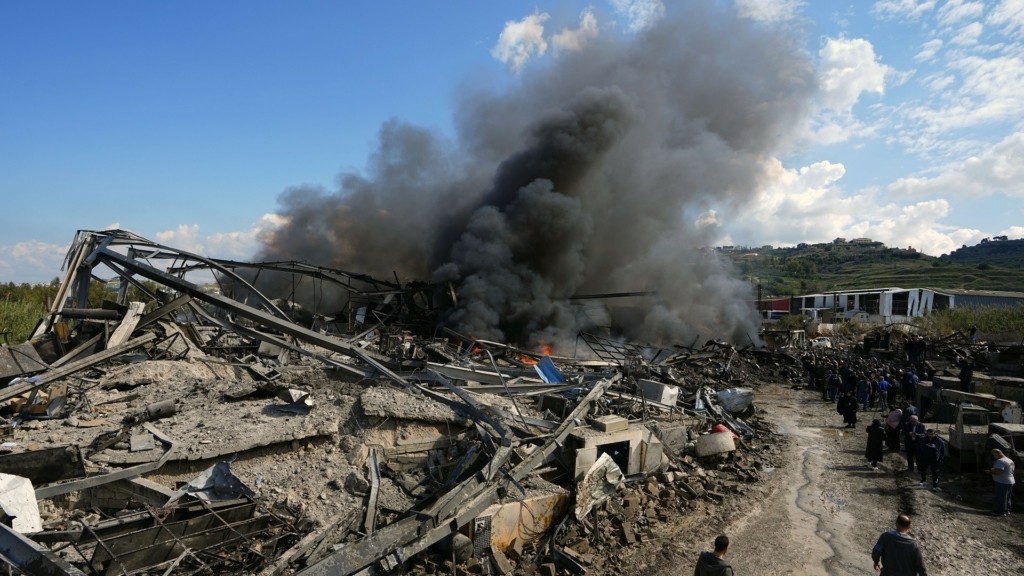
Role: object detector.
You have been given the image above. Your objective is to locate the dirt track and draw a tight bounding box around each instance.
[646,382,1024,576]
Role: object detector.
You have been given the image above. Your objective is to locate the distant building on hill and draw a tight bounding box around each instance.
[790,287,1024,325]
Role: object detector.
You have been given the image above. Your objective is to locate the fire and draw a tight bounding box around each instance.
[517,340,553,365]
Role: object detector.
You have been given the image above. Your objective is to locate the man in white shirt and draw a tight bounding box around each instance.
[988,448,1016,516]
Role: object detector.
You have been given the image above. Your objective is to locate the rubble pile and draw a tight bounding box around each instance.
[0,230,801,576]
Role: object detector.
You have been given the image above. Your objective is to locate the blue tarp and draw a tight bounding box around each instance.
[534,356,565,383]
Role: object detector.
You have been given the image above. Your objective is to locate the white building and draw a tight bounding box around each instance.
[794,287,1024,325]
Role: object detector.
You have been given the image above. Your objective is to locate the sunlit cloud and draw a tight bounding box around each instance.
[553,8,600,54]
[491,12,549,73]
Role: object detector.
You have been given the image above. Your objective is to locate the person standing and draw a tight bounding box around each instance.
[856,373,870,411]
[957,357,974,393]
[916,429,945,490]
[694,534,734,576]
[865,419,886,469]
[885,406,903,452]
[838,392,858,428]
[987,448,1016,516]
[901,368,919,404]
[877,377,892,412]
[871,514,927,575]
[902,415,925,472]
[827,369,841,402]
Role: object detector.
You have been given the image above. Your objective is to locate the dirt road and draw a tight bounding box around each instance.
[652,383,1024,576]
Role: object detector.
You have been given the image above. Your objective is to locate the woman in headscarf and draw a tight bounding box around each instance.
[865,418,886,470]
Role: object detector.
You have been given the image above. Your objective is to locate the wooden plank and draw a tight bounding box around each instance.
[106,301,146,348]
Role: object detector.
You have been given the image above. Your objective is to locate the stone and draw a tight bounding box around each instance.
[343,471,369,495]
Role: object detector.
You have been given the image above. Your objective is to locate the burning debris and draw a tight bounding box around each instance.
[0,229,797,575]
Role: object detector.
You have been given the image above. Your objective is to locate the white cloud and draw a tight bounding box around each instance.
[818,37,890,112]
[0,240,69,283]
[1001,225,1024,238]
[723,156,997,256]
[889,131,1024,198]
[609,0,665,32]
[871,0,938,20]
[734,0,805,23]
[915,38,944,61]
[937,0,986,27]
[205,214,287,261]
[988,0,1024,37]
[553,8,600,54]
[155,224,205,255]
[153,215,286,262]
[491,12,550,73]
[950,21,984,46]
[903,52,1024,135]
[806,37,893,144]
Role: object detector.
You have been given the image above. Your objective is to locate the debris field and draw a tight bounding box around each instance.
[4,229,1016,576]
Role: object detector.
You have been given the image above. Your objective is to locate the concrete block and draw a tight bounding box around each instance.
[479,481,569,553]
[636,379,680,405]
[593,415,628,432]
[641,436,664,474]
[695,432,735,457]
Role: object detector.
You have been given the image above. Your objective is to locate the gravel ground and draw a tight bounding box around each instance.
[632,382,1024,576]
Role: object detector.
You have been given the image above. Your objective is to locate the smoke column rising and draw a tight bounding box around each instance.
[256,3,815,348]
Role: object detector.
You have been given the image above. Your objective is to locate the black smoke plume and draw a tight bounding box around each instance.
[254,3,815,349]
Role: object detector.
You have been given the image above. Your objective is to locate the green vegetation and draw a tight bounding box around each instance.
[0,280,61,344]
[0,279,160,344]
[914,305,1024,341]
[727,239,1024,297]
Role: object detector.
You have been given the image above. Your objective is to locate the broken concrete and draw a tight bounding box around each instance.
[0,229,794,575]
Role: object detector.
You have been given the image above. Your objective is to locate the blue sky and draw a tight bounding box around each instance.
[2,0,1023,283]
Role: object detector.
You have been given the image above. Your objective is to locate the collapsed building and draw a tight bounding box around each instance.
[0,229,795,575]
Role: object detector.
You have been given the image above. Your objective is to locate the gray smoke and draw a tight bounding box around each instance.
[256,3,815,349]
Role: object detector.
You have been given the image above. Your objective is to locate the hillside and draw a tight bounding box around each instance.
[946,237,1024,268]
[722,238,1024,297]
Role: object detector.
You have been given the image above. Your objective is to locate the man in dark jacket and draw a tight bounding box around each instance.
[838,392,858,428]
[694,534,734,576]
[902,415,926,472]
[871,514,927,575]
[865,419,886,469]
[916,429,946,490]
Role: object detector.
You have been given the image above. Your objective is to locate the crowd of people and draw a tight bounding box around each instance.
[793,346,1016,575]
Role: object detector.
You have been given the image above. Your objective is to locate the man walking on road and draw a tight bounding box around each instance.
[871,514,927,575]
[987,448,1016,516]
[694,534,734,576]
[916,429,945,490]
[902,415,925,472]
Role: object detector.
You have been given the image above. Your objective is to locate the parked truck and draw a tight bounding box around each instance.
[916,382,1022,470]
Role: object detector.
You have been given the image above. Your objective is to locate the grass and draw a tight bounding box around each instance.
[0,299,46,345]
[914,305,1024,342]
